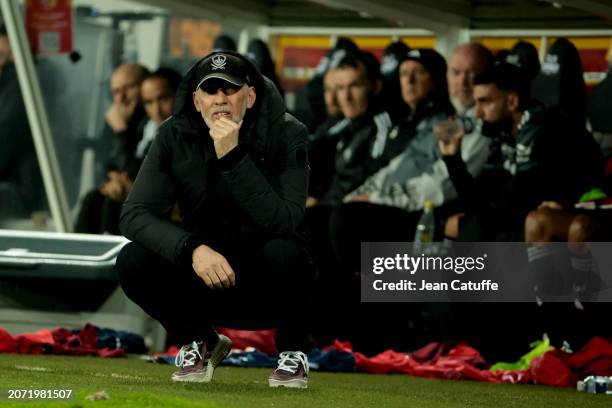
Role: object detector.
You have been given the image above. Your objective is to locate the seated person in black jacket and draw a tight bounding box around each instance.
[102,63,150,173]
[305,51,344,207]
[75,66,182,234]
[307,50,390,208]
[439,62,603,242]
[439,62,604,357]
[305,51,390,312]
[115,51,314,389]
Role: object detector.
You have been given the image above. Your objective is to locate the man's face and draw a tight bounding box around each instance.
[399,60,433,109]
[335,64,371,120]
[323,68,340,117]
[141,77,175,125]
[192,81,256,129]
[0,35,12,71]
[473,83,511,125]
[447,50,484,111]
[111,67,142,107]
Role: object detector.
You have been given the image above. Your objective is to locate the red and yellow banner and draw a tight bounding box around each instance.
[273,35,436,92]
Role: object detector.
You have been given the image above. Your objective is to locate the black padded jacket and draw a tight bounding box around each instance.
[119,51,309,266]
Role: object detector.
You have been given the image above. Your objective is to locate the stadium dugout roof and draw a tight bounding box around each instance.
[141,0,612,30]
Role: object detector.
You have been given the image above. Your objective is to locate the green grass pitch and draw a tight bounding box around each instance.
[0,354,609,407]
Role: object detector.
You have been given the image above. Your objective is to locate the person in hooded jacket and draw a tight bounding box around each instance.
[115,51,314,389]
[379,41,411,122]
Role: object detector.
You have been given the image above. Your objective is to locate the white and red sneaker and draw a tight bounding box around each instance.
[171,334,232,383]
[268,351,309,389]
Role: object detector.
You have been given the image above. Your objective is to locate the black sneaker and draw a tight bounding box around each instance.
[171,334,232,383]
[268,351,309,389]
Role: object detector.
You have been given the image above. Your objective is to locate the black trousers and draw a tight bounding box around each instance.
[115,238,315,352]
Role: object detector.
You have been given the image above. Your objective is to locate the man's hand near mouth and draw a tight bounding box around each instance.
[209,117,243,159]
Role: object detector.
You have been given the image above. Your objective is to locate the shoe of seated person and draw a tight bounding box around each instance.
[171,334,232,382]
[268,351,309,389]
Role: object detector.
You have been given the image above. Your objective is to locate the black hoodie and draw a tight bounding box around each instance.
[443,104,604,226]
[119,51,309,265]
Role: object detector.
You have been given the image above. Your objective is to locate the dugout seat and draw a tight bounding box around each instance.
[532,38,587,127]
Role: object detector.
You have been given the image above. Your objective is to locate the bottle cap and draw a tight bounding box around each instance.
[424,200,434,209]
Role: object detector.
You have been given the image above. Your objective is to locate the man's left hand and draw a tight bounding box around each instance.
[209,118,242,159]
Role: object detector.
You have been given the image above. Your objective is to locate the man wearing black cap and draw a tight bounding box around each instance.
[115,51,314,389]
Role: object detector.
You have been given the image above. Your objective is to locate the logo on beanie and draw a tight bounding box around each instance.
[381,55,398,74]
[211,54,227,70]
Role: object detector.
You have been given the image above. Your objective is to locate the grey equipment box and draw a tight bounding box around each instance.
[0,230,128,279]
[0,230,165,351]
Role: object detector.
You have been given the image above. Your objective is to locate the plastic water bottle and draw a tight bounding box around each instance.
[577,376,612,394]
[413,200,435,255]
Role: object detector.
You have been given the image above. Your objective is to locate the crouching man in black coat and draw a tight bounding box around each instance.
[115,51,314,389]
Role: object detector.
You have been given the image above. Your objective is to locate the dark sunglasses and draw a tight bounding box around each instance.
[199,80,242,95]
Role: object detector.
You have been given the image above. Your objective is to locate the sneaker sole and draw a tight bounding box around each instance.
[268,378,308,389]
[172,335,233,383]
[172,371,212,383]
